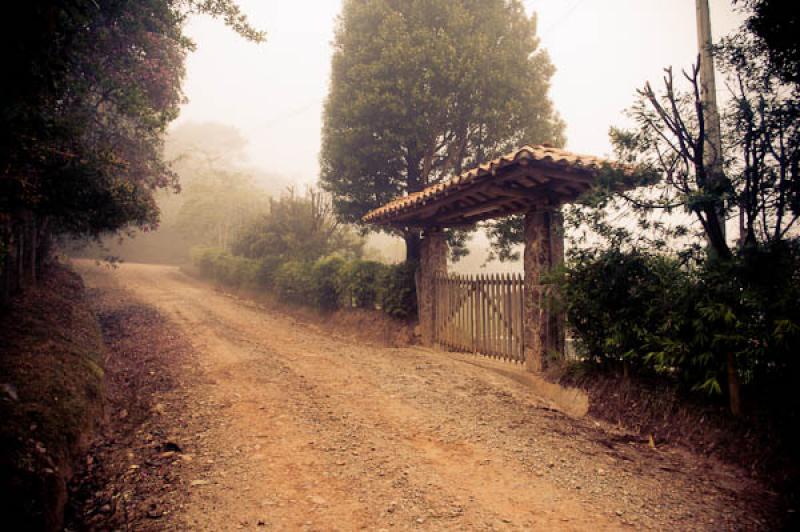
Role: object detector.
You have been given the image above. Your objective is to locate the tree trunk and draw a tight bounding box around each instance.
[16,224,24,292]
[404,231,421,263]
[404,150,424,263]
[727,352,742,416]
[1,224,12,305]
[37,216,51,277]
[28,214,37,285]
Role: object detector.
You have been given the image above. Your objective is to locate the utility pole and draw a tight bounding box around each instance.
[695,0,726,240]
[697,0,740,417]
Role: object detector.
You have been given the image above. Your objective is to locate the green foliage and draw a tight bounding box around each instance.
[233,189,364,263]
[377,262,418,320]
[191,246,226,278]
[190,246,260,289]
[320,0,563,259]
[560,241,800,396]
[274,261,314,304]
[1,1,262,241]
[192,250,419,321]
[561,248,688,368]
[311,256,346,311]
[737,0,800,84]
[254,255,284,289]
[338,259,386,309]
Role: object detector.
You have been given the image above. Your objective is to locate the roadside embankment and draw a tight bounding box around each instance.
[0,264,105,531]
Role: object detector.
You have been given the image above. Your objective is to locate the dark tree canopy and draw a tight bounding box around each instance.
[0,0,263,240]
[737,0,800,85]
[0,0,263,298]
[320,0,564,260]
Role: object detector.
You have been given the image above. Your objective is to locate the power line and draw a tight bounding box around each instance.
[541,0,589,37]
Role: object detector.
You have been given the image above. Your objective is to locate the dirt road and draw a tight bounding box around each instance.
[77,262,774,530]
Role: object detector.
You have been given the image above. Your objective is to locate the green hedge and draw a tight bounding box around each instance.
[377,261,418,319]
[191,247,418,320]
[560,242,800,396]
[338,259,386,309]
[311,256,346,311]
[190,247,261,289]
[274,260,313,304]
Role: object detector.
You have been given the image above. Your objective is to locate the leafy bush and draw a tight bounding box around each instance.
[191,246,226,278]
[377,261,418,320]
[311,256,346,311]
[560,247,688,370]
[560,241,800,396]
[193,246,420,321]
[338,259,386,309]
[274,261,313,304]
[254,255,284,288]
[190,246,259,289]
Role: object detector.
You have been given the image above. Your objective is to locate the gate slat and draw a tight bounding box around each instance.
[433,271,527,364]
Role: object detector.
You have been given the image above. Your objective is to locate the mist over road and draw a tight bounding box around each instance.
[77,262,771,530]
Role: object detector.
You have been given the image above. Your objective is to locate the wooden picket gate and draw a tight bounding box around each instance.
[433,273,525,363]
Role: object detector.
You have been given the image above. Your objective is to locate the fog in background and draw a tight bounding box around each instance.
[106,1,744,269]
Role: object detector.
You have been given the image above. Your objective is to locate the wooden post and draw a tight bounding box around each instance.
[418,228,448,346]
[523,205,565,372]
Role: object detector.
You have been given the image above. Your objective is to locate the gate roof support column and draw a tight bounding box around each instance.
[523,205,564,372]
[418,228,448,346]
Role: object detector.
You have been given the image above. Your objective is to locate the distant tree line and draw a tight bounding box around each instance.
[0,1,263,304]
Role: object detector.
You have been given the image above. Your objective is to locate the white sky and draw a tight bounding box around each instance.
[176,0,743,185]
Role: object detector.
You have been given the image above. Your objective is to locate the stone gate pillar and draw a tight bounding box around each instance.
[523,206,565,372]
[418,228,448,346]
[549,209,566,356]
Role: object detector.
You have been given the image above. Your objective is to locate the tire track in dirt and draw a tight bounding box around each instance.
[78,262,778,530]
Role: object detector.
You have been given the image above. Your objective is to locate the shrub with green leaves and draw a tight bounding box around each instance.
[377,261,418,320]
[561,247,688,370]
[560,241,800,397]
[338,259,386,309]
[274,261,313,304]
[190,246,260,289]
[254,255,283,288]
[311,256,346,311]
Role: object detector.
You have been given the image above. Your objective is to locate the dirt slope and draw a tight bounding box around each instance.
[75,262,778,530]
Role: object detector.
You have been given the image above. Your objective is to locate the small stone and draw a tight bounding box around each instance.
[191,479,210,487]
[1,383,18,401]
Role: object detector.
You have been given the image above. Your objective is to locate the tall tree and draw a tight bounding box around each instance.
[320,0,563,261]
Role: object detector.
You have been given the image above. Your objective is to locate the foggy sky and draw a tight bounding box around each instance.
[175,0,743,185]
